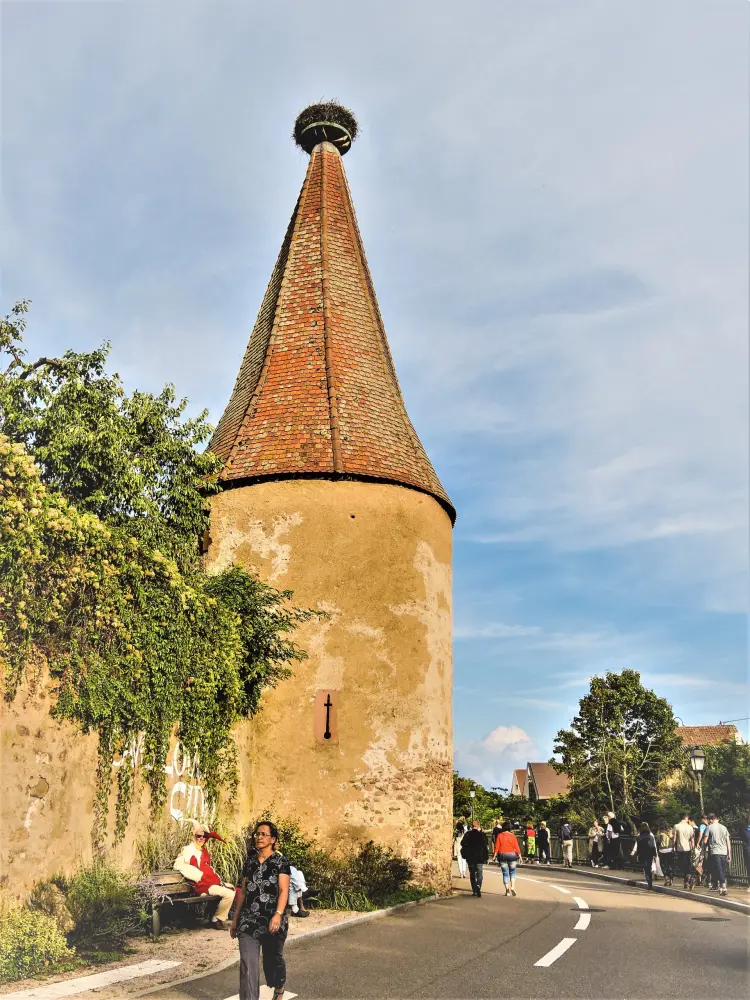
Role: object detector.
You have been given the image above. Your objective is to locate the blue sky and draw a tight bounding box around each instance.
[3,0,748,788]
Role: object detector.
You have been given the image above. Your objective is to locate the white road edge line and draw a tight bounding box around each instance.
[574,912,591,930]
[534,937,577,967]
[573,896,589,910]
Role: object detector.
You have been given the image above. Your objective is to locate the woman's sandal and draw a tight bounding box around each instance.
[272,990,285,1000]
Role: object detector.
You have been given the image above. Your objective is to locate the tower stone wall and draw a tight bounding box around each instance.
[206,479,453,889]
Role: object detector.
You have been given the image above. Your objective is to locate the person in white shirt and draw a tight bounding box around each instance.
[671,813,695,889]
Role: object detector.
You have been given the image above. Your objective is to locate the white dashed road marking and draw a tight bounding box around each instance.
[534,937,578,967]
[574,912,592,930]
[549,883,571,894]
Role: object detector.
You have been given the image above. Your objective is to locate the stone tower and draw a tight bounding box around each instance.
[205,104,455,886]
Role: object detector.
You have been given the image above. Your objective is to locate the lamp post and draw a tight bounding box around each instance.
[690,748,705,814]
[469,790,476,824]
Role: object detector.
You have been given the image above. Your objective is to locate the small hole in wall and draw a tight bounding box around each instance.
[350,514,356,519]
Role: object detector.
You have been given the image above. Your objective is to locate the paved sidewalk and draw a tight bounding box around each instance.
[535,862,750,914]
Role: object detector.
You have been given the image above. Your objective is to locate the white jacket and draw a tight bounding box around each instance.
[173,844,204,884]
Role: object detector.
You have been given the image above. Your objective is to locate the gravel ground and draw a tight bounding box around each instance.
[0,909,361,998]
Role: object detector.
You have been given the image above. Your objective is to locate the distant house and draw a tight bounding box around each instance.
[511,762,571,801]
[675,725,744,748]
[511,769,527,797]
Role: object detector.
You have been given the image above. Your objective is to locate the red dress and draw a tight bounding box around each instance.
[191,845,222,895]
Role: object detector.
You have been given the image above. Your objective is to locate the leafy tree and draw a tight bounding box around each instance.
[701,742,750,827]
[0,302,316,846]
[0,300,219,570]
[553,669,685,815]
[452,772,509,828]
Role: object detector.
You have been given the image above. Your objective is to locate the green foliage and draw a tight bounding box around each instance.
[0,303,317,845]
[65,860,147,951]
[27,880,75,935]
[553,669,685,815]
[345,841,414,907]
[135,819,192,877]
[246,815,416,911]
[0,300,220,571]
[701,743,750,827]
[0,908,71,982]
[453,771,509,828]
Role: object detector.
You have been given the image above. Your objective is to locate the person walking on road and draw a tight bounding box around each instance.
[672,812,695,889]
[705,813,732,896]
[559,818,574,868]
[461,819,489,897]
[230,821,291,1000]
[493,820,523,896]
[454,819,468,879]
[537,821,551,864]
[631,822,658,889]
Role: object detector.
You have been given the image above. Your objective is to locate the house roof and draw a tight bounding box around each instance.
[209,116,454,521]
[528,762,570,799]
[512,769,527,795]
[675,725,742,747]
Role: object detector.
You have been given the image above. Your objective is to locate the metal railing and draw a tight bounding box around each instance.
[540,835,749,887]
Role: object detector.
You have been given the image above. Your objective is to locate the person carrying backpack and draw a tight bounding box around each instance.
[631,822,658,889]
[559,818,574,867]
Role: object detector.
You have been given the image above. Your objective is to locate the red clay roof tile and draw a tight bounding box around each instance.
[209,140,454,521]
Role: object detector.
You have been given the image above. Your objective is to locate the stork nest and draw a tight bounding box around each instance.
[293,102,359,151]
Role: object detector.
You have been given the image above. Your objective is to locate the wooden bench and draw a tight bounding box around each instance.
[141,870,222,940]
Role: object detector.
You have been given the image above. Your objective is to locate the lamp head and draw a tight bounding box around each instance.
[689,748,706,773]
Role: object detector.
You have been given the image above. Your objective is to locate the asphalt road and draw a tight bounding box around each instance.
[147,864,749,999]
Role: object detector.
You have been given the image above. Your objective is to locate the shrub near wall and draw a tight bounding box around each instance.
[0,909,71,982]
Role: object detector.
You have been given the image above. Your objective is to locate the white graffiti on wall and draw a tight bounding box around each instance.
[111,737,215,826]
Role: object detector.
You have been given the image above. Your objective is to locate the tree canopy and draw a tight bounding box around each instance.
[553,669,685,816]
[0,302,316,845]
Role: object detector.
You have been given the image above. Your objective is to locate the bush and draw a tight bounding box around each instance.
[346,841,414,906]
[0,908,71,982]
[27,880,75,935]
[247,816,416,911]
[136,819,192,877]
[65,860,146,951]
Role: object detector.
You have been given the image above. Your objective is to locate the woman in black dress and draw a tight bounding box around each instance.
[230,821,291,1000]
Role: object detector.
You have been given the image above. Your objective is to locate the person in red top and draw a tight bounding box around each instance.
[174,823,236,929]
[493,821,523,896]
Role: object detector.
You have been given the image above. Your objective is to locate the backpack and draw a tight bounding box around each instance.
[561,823,573,839]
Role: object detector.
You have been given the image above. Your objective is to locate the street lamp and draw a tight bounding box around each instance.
[469,790,476,823]
[690,748,705,814]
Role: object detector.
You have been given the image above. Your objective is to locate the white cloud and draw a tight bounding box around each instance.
[454,725,537,789]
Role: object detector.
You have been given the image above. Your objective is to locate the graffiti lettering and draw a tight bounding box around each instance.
[111,737,213,826]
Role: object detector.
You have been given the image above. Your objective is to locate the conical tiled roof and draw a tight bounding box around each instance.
[210,126,454,521]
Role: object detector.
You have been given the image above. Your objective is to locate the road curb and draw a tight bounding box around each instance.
[130,894,442,996]
[539,864,750,915]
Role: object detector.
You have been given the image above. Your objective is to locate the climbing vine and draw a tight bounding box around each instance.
[0,303,317,846]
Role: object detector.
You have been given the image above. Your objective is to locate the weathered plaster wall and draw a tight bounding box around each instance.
[0,677,243,896]
[206,479,453,889]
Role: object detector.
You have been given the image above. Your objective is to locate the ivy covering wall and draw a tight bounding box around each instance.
[0,302,316,846]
